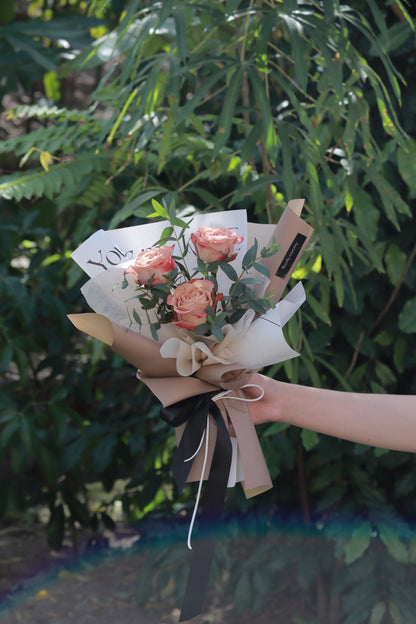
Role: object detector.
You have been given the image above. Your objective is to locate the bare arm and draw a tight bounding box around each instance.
[246,374,416,453]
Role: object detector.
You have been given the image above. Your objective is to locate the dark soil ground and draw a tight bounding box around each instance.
[0,519,313,624]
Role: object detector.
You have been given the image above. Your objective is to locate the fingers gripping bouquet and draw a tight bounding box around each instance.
[68,199,313,621]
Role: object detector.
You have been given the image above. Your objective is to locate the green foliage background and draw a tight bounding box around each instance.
[1,0,416,621]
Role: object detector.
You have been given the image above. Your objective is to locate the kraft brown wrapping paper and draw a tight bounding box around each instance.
[262,199,314,304]
[143,376,272,498]
[67,313,273,497]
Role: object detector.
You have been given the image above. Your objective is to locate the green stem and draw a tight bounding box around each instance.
[172,228,192,279]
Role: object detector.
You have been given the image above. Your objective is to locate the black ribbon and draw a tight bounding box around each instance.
[160,392,232,622]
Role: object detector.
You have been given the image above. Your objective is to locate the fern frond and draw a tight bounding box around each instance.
[0,121,101,157]
[76,175,116,209]
[5,104,86,121]
[0,156,103,201]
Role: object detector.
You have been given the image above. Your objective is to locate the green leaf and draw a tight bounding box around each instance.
[393,335,406,374]
[397,138,416,190]
[247,67,277,163]
[252,262,270,278]
[173,8,187,61]
[44,70,61,102]
[6,31,58,71]
[60,438,87,472]
[367,167,411,224]
[192,322,210,335]
[107,88,138,145]
[177,68,228,124]
[353,189,379,243]
[375,361,396,389]
[301,353,322,388]
[241,121,262,164]
[0,342,13,373]
[385,22,413,53]
[157,111,174,174]
[206,305,216,322]
[187,187,223,211]
[389,601,402,624]
[92,435,117,473]
[344,521,372,564]
[392,1,415,30]
[314,355,353,391]
[378,522,408,563]
[343,93,359,157]
[150,323,159,341]
[213,64,244,157]
[320,42,344,101]
[220,262,238,281]
[227,309,247,324]
[242,240,258,269]
[262,422,290,437]
[20,415,36,454]
[0,419,20,447]
[376,97,395,136]
[239,277,262,285]
[158,0,174,27]
[367,0,388,39]
[369,602,386,624]
[281,15,307,92]
[147,198,170,220]
[39,150,52,172]
[248,299,267,314]
[210,324,224,342]
[132,308,142,326]
[0,159,94,201]
[318,224,336,276]
[333,265,344,307]
[230,174,281,206]
[301,429,320,451]
[306,292,331,325]
[279,124,295,199]
[398,297,416,334]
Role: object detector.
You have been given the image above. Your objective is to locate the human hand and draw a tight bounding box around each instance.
[242,373,282,425]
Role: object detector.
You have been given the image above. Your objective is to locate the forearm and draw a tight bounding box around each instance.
[276,381,416,453]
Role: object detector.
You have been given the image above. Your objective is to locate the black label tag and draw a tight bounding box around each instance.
[275,233,307,278]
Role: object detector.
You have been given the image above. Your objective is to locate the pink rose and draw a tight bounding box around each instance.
[167,279,219,330]
[190,227,244,263]
[126,244,176,285]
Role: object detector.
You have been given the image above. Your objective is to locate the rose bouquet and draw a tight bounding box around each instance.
[115,200,283,346]
[68,199,313,621]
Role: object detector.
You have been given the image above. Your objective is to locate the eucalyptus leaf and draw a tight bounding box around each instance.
[219,262,238,281]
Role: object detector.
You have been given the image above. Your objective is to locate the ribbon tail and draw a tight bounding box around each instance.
[179,539,214,622]
[179,406,232,622]
[224,396,273,498]
[171,411,208,492]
